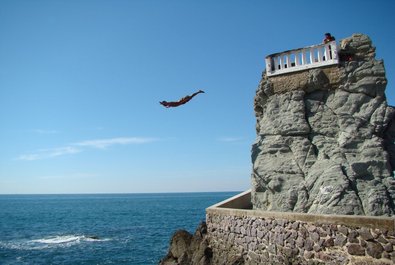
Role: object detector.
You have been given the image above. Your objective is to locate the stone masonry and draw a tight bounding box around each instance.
[206,209,395,265]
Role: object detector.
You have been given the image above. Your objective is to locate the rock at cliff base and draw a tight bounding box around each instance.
[159,222,212,265]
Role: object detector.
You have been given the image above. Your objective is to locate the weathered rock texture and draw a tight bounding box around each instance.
[252,33,395,216]
[160,222,213,265]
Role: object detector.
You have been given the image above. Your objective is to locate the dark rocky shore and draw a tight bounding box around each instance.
[160,222,213,265]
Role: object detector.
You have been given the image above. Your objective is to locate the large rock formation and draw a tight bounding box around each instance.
[252,33,395,216]
[160,222,213,265]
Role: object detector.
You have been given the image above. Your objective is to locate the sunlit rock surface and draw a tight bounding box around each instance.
[252,34,395,216]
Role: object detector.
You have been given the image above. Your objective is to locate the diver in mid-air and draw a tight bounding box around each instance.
[160,90,205,108]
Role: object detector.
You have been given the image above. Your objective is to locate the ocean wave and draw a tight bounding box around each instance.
[0,235,110,250]
[32,235,83,245]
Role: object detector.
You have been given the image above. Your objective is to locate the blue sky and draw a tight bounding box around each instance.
[1,0,395,194]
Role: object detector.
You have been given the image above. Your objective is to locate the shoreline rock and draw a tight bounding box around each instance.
[159,222,212,265]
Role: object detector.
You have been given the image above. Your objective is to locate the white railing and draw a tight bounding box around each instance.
[265,41,338,77]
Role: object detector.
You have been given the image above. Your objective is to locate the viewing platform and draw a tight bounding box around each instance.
[265,40,339,76]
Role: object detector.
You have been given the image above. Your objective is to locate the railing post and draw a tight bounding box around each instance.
[317,48,322,62]
[309,48,314,64]
[331,41,338,60]
[265,57,272,74]
[279,56,284,70]
[324,45,330,61]
[302,50,307,65]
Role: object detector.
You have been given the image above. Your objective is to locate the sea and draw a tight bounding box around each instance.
[0,192,238,265]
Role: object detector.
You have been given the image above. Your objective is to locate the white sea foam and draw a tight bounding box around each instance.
[32,235,110,245]
[32,235,82,244]
[0,235,110,250]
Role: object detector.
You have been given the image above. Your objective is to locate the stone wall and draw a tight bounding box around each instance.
[264,65,343,95]
[206,203,395,265]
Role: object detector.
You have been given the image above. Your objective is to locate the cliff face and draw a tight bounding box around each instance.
[252,34,395,216]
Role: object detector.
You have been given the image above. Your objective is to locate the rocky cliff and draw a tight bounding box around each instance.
[252,33,395,216]
[160,33,395,265]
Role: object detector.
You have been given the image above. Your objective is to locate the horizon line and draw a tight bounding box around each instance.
[0,190,243,196]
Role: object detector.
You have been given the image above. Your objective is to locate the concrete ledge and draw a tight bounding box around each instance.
[208,189,252,209]
[207,190,395,232]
